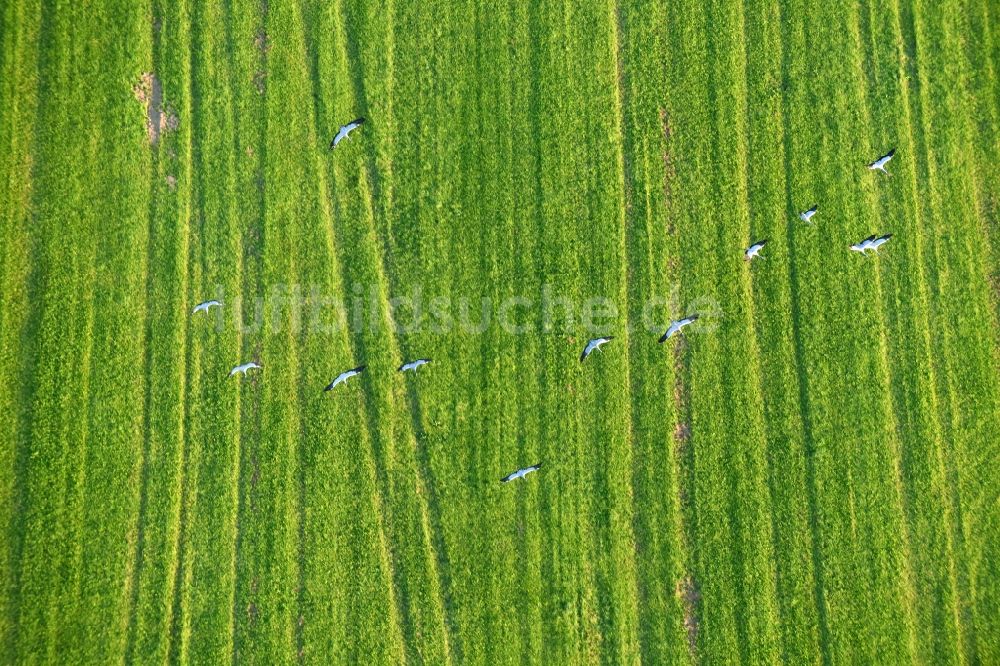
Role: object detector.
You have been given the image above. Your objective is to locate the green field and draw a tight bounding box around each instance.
[2,0,1000,663]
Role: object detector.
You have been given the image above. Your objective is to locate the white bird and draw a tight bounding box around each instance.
[799,205,818,224]
[399,358,431,373]
[330,117,365,148]
[324,365,366,391]
[868,233,893,252]
[229,361,261,377]
[851,233,892,255]
[192,300,222,315]
[744,239,768,261]
[850,235,876,254]
[580,337,613,362]
[659,315,699,343]
[501,463,542,483]
[867,148,895,175]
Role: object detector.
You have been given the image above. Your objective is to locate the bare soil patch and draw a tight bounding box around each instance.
[254,30,270,54]
[165,175,177,191]
[675,575,701,655]
[132,72,178,145]
[660,108,677,233]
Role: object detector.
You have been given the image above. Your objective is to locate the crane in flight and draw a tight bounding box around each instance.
[659,315,699,343]
[192,300,222,315]
[324,365,366,391]
[744,239,768,261]
[867,148,895,176]
[399,358,432,373]
[330,117,365,149]
[580,337,613,362]
[229,361,261,378]
[501,463,542,483]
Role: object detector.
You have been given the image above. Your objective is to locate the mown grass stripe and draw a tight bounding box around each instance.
[285,0,410,661]
[614,0,691,660]
[58,2,154,662]
[12,0,104,660]
[900,1,1000,661]
[905,0,1000,658]
[225,0,268,663]
[664,0,784,660]
[856,0,972,661]
[162,0,201,660]
[329,0,459,659]
[742,0,826,660]
[173,0,249,661]
[126,0,196,658]
[842,2,925,660]
[0,0,42,658]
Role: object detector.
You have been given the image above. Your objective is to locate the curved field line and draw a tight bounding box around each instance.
[331,0,460,656]
[285,0,410,659]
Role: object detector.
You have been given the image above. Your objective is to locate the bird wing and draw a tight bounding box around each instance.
[348,117,365,130]
[659,323,678,342]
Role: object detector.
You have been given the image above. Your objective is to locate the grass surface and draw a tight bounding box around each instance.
[1,0,999,663]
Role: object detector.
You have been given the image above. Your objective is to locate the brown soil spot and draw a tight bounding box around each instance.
[254,30,271,53]
[133,72,178,145]
[246,145,255,158]
[659,108,677,234]
[673,421,691,443]
[675,575,701,655]
[165,175,177,190]
[253,70,267,95]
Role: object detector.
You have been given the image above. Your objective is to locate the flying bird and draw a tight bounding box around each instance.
[192,300,222,315]
[399,358,431,373]
[868,233,893,252]
[744,239,768,261]
[229,361,261,377]
[330,117,365,148]
[799,205,818,224]
[867,148,895,175]
[580,337,614,362]
[850,234,892,255]
[501,463,542,483]
[324,365,366,391]
[659,315,699,343]
[850,235,877,254]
